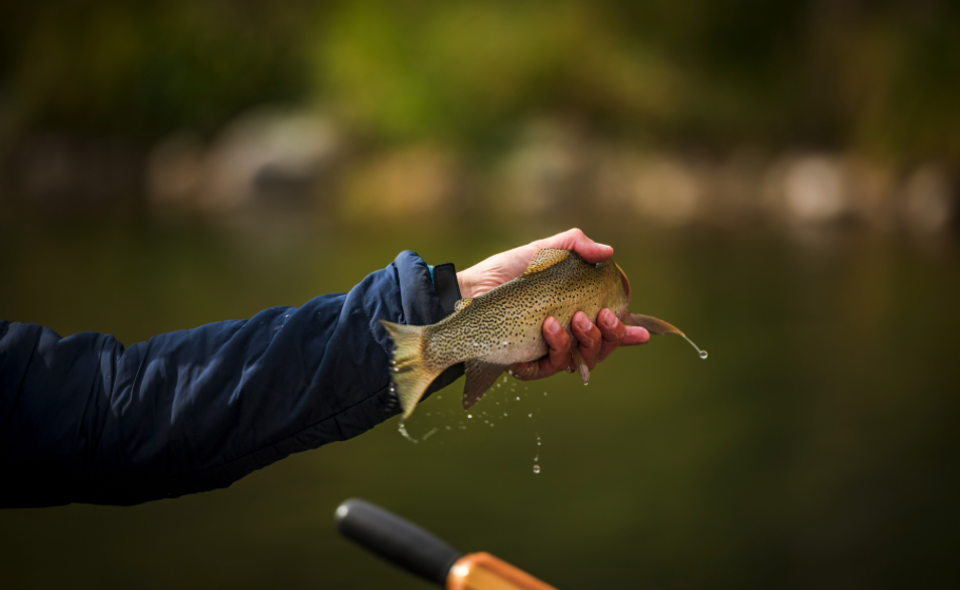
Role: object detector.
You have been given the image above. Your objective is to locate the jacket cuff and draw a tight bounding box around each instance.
[391,252,465,399]
[432,262,461,316]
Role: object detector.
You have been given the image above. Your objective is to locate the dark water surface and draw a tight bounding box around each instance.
[1,220,957,589]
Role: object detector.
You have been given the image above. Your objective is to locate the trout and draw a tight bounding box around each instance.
[382,249,705,418]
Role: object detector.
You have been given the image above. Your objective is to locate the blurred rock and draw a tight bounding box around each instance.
[845,157,897,231]
[11,134,141,210]
[781,155,848,223]
[498,121,590,214]
[703,150,766,226]
[146,132,204,212]
[190,107,340,214]
[340,145,463,219]
[627,155,705,226]
[900,164,956,234]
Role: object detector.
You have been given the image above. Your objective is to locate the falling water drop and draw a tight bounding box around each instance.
[679,334,709,360]
[532,465,541,474]
[397,419,418,444]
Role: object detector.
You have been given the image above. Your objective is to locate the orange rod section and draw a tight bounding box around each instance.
[446,552,560,590]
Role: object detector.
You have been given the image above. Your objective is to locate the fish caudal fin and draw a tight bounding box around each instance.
[625,313,708,359]
[625,313,684,336]
[380,320,441,418]
[463,359,508,410]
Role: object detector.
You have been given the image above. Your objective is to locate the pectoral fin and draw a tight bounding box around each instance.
[625,313,684,336]
[570,343,590,385]
[626,313,708,358]
[463,359,508,410]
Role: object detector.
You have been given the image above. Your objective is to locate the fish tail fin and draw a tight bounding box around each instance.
[380,320,440,419]
[625,313,684,336]
[626,313,708,359]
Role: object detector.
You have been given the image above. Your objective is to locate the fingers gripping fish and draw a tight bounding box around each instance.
[381,249,705,419]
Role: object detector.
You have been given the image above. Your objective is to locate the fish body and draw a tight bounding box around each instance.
[382,249,693,418]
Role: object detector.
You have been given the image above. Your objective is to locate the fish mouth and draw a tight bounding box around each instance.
[615,263,631,303]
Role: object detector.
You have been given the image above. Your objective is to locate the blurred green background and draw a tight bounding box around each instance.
[1,1,959,589]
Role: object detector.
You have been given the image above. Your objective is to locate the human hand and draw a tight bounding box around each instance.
[455,228,650,382]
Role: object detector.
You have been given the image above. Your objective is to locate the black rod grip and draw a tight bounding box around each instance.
[335,498,463,587]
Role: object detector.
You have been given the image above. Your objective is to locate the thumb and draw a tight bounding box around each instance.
[531,228,613,263]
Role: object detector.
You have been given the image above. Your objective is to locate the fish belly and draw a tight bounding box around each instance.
[477,338,547,366]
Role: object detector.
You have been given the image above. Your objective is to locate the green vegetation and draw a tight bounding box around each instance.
[3,1,959,162]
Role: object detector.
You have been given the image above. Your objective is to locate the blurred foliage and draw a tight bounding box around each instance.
[2,0,960,159]
[0,0,310,139]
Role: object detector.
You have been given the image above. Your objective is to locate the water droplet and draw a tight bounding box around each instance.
[543,392,548,396]
[393,367,399,373]
[700,350,709,359]
[397,420,418,444]
[503,413,508,417]
[516,397,520,401]
[528,413,532,418]
[502,376,508,383]
[533,465,541,474]
[467,414,472,419]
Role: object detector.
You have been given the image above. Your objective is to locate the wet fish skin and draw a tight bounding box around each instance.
[382,249,686,418]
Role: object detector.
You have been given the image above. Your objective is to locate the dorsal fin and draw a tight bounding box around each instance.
[522,249,572,277]
[454,298,474,313]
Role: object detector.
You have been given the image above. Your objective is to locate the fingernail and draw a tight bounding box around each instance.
[602,309,618,328]
[546,317,559,334]
[577,314,592,330]
[597,243,612,249]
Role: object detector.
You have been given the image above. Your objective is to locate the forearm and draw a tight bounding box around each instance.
[0,251,462,507]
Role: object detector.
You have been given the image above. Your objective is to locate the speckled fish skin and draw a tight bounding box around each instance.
[424,250,627,369]
[382,248,685,418]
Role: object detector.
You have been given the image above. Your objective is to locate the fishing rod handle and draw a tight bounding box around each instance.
[335,498,462,587]
[448,552,560,590]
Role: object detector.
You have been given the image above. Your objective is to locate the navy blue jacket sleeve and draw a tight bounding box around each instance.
[0,252,463,508]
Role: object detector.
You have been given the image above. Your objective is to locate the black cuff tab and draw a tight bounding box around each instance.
[432,263,461,317]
